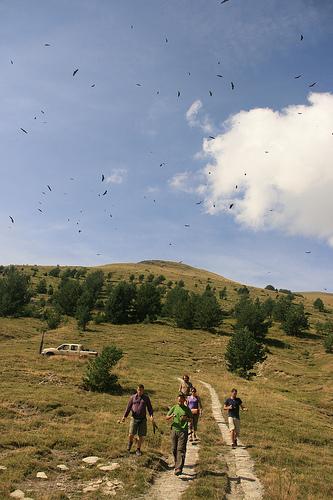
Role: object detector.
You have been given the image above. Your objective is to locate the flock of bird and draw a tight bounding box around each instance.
[5,5,324,269]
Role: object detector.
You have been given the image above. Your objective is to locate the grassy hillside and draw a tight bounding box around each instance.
[0,261,332,499]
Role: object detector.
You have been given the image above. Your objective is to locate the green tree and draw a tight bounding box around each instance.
[129,274,135,282]
[44,309,62,330]
[313,297,325,312]
[195,290,222,330]
[105,282,137,324]
[85,270,104,303]
[234,297,270,341]
[262,297,275,319]
[237,286,249,297]
[49,266,61,278]
[82,345,123,393]
[174,293,196,329]
[147,273,155,282]
[138,274,145,283]
[48,284,54,296]
[36,278,47,294]
[273,294,293,322]
[323,333,333,353]
[225,327,267,378]
[163,285,189,318]
[219,286,227,300]
[265,285,276,291]
[282,304,309,336]
[53,279,82,315]
[315,321,333,336]
[0,266,31,316]
[135,282,162,322]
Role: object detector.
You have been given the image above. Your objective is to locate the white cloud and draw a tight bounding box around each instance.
[106,168,127,184]
[185,100,213,133]
[169,171,206,194]
[186,93,333,246]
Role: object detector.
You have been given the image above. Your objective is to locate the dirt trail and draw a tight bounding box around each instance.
[147,439,200,500]
[199,380,263,500]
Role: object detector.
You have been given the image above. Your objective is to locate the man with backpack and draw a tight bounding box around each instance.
[121,384,154,456]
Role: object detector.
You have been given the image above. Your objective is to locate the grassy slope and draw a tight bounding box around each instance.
[0,261,332,499]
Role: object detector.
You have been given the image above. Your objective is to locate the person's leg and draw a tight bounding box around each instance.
[228,417,236,446]
[177,431,188,471]
[136,419,147,455]
[234,419,240,445]
[193,414,199,439]
[189,419,193,441]
[128,418,136,451]
[171,429,178,468]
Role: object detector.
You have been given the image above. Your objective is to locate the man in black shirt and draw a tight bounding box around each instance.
[223,388,247,448]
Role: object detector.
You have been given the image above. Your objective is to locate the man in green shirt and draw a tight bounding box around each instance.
[166,393,193,475]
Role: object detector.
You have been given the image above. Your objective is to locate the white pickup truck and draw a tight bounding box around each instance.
[41,343,98,357]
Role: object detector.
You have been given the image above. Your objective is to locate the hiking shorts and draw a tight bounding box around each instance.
[228,417,240,436]
[129,417,147,437]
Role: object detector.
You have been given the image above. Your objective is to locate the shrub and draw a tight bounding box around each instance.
[53,278,82,315]
[49,266,61,277]
[0,266,31,316]
[313,298,325,312]
[195,290,222,330]
[36,278,47,294]
[135,282,162,322]
[324,333,333,353]
[225,327,266,378]
[94,312,106,324]
[44,309,62,330]
[234,297,271,341]
[273,295,293,322]
[282,304,309,336]
[48,285,54,296]
[265,285,276,291]
[105,282,137,324]
[237,286,249,296]
[82,345,123,393]
[315,321,333,336]
[219,287,227,300]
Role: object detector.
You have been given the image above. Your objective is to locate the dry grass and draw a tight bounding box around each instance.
[0,261,333,499]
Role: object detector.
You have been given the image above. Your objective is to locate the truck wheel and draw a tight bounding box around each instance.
[45,352,54,357]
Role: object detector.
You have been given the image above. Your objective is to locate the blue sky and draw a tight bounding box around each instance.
[1,0,333,291]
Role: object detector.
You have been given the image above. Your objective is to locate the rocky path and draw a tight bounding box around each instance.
[199,380,263,500]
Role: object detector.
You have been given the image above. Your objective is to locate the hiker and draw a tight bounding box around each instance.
[187,387,203,441]
[179,373,193,397]
[166,393,193,476]
[121,384,154,456]
[223,388,247,448]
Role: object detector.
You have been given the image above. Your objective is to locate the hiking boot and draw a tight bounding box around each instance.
[127,442,133,452]
[174,468,182,476]
[235,439,238,446]
[136,449,142,456]
[232,442,236,449]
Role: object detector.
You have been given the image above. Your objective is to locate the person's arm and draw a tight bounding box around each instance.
[146,396,154,420]
[121,396,133,421]
[223,399,232,411]
[184,406,193,422]
[240,399,247,411]
[166,405,175,421]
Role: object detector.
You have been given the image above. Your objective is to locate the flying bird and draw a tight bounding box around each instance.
[209,136,215,140]
[308,82,317,87]
[177,91,181,97]
[300,34,303,41]
[216,74,223,78]
[160,162,166,167]
[220,0,230,3]
[136,83,142,86]
[231,81,235,90]
[102,190,107,196]
[305,251,311,254]
[44,43,51,46]
[47,185,52,191]
[10,59,13,64]
[130,25,133,29]
[184,224,190,227]
[20,128,28,134]
[294,74,302,79]
[91,84,95,87]
[229,203,234,209]
[235,185,238,189]
[73,68,79,77]
[209,90,213,96]
[9,216,14,223]
[38,209,43,213]
[196,201,203,205]
[102,174,105,182]
[165,37,168,43]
